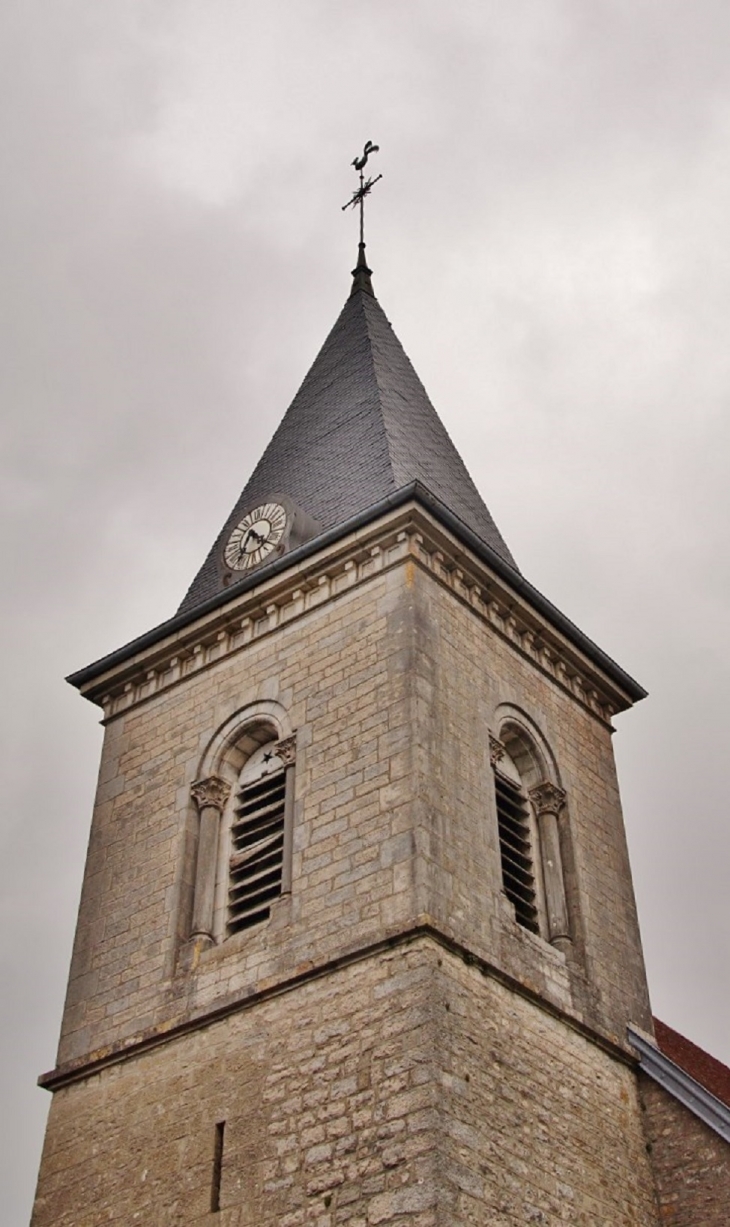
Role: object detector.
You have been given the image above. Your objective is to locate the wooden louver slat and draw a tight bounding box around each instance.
[494,773,539,933]
[227,771,286,935]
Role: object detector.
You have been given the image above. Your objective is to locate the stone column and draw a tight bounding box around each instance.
[190,775,231,941]
[276,734,297,895]
[529,781,570,948]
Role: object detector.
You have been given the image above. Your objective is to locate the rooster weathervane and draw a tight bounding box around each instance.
[342,140,382,246]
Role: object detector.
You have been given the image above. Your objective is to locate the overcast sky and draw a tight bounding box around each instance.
[3,2,730,1220]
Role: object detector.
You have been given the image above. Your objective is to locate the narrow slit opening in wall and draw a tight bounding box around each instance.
[211,1120,225,1213]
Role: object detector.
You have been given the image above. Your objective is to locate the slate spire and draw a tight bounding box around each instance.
[350,241,374,296]
[178,257,517,615]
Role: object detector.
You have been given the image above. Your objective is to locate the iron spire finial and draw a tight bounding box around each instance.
[342,141,382,295]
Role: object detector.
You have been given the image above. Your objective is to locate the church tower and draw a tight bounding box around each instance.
[32,236,663,1224]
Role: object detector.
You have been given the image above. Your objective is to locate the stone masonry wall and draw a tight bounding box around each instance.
[54,548,650,1076]
[56,564,418,1067]
[33,943,441,1227]
[410,564,652,1043]
[433,948,658,1225]
[640,1074,730,1226]
[33,938,659,1226]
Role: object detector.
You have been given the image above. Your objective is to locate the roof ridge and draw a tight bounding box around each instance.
[357,284,393,457]
[358,292,518,570]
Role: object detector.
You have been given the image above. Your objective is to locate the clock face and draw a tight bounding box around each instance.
[224,503,288,571]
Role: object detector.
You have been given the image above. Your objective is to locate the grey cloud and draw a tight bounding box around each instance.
[3,3,729,1220]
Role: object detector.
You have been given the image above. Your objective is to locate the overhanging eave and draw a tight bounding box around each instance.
[67,482,646,709]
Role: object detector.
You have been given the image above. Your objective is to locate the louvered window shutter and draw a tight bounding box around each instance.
[494,771,539,934]
[227,770,286,934]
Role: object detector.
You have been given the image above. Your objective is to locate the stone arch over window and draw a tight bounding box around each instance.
[490,708,570,948]
[189,701,296,946]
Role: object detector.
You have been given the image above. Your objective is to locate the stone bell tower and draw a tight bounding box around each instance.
[32,242,662,1225]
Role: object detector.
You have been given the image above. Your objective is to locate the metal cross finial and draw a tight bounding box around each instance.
[342,140,382,246]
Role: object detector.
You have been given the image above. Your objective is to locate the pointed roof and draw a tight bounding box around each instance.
[178,264,517,615]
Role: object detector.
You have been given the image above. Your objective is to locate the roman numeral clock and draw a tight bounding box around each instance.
[220,496,320,584]
[224,503,289,571]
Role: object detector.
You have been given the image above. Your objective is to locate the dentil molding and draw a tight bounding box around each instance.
[78,504,631,728]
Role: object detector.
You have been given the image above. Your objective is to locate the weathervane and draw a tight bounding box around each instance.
[342,140,382,246]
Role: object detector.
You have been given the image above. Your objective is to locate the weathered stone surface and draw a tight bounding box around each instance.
[50,555,650,1075]
[639,1073,730,1226]
[34,531,661,1224]
[32,941,659,1225]
[408,565,652,1043]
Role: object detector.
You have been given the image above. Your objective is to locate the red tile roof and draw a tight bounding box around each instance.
[654,1017,730,1109]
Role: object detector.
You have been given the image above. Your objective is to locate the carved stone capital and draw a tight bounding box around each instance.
[190,775,231,813]
[489,734,505,767]
[529,781,566,817]
[276,734,297,767]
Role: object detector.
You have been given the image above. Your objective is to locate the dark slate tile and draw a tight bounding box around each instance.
[177,282,517,616]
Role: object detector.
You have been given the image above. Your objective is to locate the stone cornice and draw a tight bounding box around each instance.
[38,921,637,1093]
[72,500,641,727]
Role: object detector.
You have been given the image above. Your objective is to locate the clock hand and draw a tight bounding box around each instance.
[237,525,266,562]
[246,527,266,549]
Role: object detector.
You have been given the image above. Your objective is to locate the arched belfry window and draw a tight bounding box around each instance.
[189,718,296,947]
[490,725,570,948]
